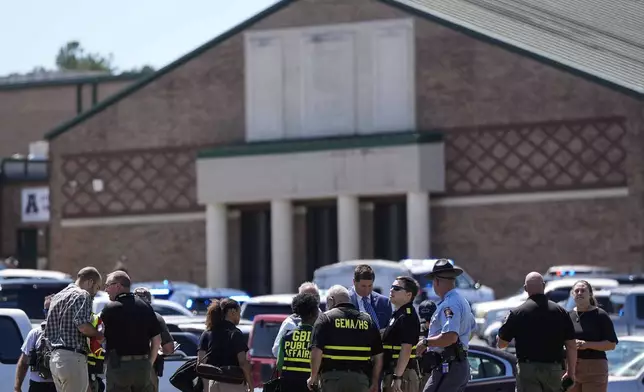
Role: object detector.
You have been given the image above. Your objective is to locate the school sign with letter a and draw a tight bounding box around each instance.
[21,187,50,223]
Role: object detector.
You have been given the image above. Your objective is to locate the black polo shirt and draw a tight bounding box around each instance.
[382,301,420,368]
[101,292,162,356]
[498,294,575,363]
[198,320,248,366]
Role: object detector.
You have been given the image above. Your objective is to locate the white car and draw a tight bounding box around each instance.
[0,268,71,280]
[473,278,619,337]
[313,259,412,295]
[607,336,644,392]
[240,294,327,321]
[400,259,495,304]
[92,296,195,317]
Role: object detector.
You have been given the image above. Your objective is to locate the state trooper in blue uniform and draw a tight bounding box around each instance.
[415,259,475,392]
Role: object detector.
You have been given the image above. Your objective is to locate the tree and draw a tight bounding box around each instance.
[55,41,115,73]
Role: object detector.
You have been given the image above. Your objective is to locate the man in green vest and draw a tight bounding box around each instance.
[87,313,105,392]
[277,292,320,392]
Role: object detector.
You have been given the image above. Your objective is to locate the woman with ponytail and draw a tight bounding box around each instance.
[198,299,253,392]
[567,280,618,392]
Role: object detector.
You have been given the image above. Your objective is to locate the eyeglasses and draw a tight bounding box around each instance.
[391,285,406,292]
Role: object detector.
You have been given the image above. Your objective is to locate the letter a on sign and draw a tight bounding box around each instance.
[25,194,39,214]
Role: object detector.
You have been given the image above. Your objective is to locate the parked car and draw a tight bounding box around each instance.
[400,259,495,304]
[170,288,250,315]
[0,308,38,392]
[0,277,73,320]
[604,285,644,337]
[545,265,613,280]
[0,268,72,280]
[248,314,286,388]
[607,335,644,391]
[313,259,412,294]
[466,345,517,391]
[473,278,619,338]
[92,296,195,317]
[241,294,327,322]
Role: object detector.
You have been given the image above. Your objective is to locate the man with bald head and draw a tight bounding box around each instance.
[308,285,383,392]
[272,282,322,358]
[101,271,162,392]
[497,272,577,392]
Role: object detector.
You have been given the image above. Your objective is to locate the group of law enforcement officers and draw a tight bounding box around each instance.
[276,259,476,392]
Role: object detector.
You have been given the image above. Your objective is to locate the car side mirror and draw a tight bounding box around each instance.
[474,282,481,290]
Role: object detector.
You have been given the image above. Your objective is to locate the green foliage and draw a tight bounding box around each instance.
[55,41,115,73]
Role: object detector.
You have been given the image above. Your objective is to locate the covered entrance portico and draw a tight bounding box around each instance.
[196,132,445,293]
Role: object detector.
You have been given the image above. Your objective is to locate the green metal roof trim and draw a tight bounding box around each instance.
[43,0,294,141]
[43,0,644,142]
[197,131,443,159]
[0,73,143,92]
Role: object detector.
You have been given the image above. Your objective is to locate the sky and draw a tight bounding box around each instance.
[0,0,277,76]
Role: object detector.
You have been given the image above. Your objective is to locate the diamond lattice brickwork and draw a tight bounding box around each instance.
[61,148,199,218]
[444,117,627,195]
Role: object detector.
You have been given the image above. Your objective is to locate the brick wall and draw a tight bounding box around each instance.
[48,0,644,291]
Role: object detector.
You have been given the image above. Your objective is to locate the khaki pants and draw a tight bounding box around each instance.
[321,370,370,392]
[569,359,608,392]
[517,362,564,392]
[150,367,159,392]
[206,380,247,392]
[50,349,89,392]
[383,369,420,392]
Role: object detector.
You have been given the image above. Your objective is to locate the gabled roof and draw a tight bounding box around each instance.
[44,0,644,141]
[393,0,644,96]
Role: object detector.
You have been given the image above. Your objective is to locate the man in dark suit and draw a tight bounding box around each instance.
[348,264,393,332]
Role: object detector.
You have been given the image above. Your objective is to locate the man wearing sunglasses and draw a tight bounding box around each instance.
[415,259,475,392]
[381,276,421,392]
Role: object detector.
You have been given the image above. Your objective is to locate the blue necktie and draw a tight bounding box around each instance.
[362,296,381,329]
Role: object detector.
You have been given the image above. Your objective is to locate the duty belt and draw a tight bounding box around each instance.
[383,344,418,359]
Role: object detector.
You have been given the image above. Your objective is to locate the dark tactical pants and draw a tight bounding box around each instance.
[106,358,153,392]
[383,368,420,392]
[421,359,469,392]
[516,362,564,392]
[321,370,370,392]
[28,381,57,392]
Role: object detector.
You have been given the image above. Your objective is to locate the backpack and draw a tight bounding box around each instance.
[33,333,52,379]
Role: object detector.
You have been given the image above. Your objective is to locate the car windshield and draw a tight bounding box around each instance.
[250,320,282,358]
[607,340,644,374]
[0,283,70,319]
[611,351,644,377]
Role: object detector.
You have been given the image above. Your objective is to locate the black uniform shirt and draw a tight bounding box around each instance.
[382,301,420,367]
[568,308,618,360]
[199,320,248,366]
[311,303,383,372]
[101,293,162,356]
[498,294,575,363]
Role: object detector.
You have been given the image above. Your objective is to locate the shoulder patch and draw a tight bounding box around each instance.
[444,307,454,319]
[406,307,411,314]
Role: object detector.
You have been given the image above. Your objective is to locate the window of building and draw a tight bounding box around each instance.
[244,19,415,141]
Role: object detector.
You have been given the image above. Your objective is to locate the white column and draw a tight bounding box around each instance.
[206,203,228,288]
[338,195,360,261]
[407,192,430,259]
[271,199,294,293]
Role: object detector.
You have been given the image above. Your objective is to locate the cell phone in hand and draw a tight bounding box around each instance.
[561,376,574,391]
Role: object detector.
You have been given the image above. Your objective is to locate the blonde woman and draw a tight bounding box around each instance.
[568,280,618,392]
